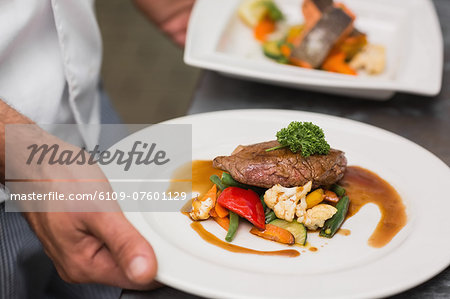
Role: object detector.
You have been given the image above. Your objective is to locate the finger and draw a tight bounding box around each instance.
[86,244,151,289]
[173,31,187,47]
[161,10,190,38]
[45,231,134,288]
[87,213,157,287]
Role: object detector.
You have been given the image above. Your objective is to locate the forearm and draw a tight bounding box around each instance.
[133,0,195,46]
[0,99,33,182]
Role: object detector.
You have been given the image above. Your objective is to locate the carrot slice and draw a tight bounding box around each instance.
[213,216,230,231]
[210,207,218,217]
[324,190,340,203]
[208,188,228,218]
[250,224,295,245]
[322,51,357,75]
[205,184,217,200]
[289,57,313,69]
[215,202,229,218]
[280,44,292,57]
[254,18,275,42]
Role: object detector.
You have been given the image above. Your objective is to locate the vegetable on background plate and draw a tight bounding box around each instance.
[238,0,270,27]
[261,1,284,22]
[262,40,292,64]
[254,18,276,42]
[286,24,304,45]
[322,51,357,75]
[266,121,330,157]
[218,187,266,229]
[263,41,284,60]
[238,0,284,27]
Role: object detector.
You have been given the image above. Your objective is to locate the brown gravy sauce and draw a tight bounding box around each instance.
[177,161,407,253]
[340,166,407,248]
[191,222,300,257]
[169,160,223,198]
[191,160,224,196]
[338,229,351,236]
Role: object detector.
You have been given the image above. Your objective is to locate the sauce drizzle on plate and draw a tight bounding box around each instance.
[169,160,223,198]
[340,166,407,248]
[191,221,300,257]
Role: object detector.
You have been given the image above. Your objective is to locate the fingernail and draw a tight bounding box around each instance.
[127,256,149,282]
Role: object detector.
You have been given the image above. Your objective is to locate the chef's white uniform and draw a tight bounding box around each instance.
[0,1,120,298]
[0,0,101,125]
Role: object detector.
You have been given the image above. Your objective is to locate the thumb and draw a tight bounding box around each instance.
[89,212,157,286]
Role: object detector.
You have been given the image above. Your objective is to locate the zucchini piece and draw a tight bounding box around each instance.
[270,219,307,245]
[263,41,283,60]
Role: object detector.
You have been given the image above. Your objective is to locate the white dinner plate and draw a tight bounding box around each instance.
[120,110,450,299]
[184,0,443,100]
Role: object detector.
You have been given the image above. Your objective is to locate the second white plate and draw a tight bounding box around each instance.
[185,0,443,99]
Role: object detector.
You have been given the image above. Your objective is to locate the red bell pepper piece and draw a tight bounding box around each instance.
[217,187,265,230]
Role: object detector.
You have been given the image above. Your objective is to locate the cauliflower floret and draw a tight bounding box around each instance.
[189,196,214,220]
[295,196,308,220]
[264,181,312,222]
[349,44,386,75]
[298,204,337,230]
[273,200,297,222]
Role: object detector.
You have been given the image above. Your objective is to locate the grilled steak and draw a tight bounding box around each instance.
[213,140,347,188]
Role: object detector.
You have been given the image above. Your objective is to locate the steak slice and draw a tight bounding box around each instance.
[213,140,347,188]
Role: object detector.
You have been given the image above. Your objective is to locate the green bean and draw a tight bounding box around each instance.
[260,194,278,224]
[331,184,346,198]
[260,194,267,210]
[209,175,228,191]
[221,172,265,195]
[225,212,239,242]
[265,210,278,224]
[221,172,250,189]
[319,195,350,238]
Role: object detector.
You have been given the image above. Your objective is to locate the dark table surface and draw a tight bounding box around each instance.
[122,0,450,297]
